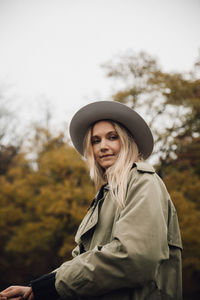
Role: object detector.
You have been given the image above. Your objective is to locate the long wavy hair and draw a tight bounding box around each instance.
[83,120,142,207]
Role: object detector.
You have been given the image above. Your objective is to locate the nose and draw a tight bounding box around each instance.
[100,138,108,152]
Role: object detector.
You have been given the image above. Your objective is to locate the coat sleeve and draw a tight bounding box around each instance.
[55,171,169,299]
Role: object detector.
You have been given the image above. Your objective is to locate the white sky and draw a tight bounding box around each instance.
[0,0,199,134]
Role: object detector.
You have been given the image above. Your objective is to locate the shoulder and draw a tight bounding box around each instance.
[128,162,155,183]
[128,161,167,193]
[133,161,155,173]
[126,162,170,212]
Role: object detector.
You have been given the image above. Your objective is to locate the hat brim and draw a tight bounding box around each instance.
[69,101,154,159]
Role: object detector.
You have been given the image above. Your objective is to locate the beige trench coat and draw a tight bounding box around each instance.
[55,162,182,299]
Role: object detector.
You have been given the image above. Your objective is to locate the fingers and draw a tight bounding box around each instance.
[0,295,23,300]
[27,292,34,300]
[6,298,23,300]
[0,286,15,293]
[23,287,32,299]
[1,287,21,298]
[0,286,34,300]
[0,286,28,299]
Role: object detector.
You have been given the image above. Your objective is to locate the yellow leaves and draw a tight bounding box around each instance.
[0,130,94,280]
[162,165,200,294]
[0,206,23,235]
[165,169,200,206]
[6,222,52,253]
[165,168,200,234]
[157,131,200,296]
[58,235,76,259]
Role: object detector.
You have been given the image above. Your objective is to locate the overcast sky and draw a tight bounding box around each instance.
[0,0,199,133]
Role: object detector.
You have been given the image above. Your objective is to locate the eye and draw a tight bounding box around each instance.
[109,134,118,140]
[91,137,100,144]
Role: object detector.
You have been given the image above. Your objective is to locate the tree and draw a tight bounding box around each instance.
[0,128,95,288]
[102,50,200,299]
[0,145,19,175]
[158,137,200,299]
[102,51,200,161]
[0,88,17,145]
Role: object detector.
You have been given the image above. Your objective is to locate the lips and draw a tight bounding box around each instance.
[100,154,114,159]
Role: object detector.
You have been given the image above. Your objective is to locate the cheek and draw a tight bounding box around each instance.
[92,145,98,158]
[115,140,121,153]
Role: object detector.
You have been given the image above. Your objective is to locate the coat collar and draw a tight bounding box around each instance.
[75,162,155,245]
[134,162,155,173]
[75,197,104,244]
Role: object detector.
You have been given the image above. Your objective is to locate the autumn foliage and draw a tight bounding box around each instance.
[0,130,94,288]
[103,51,200,299]
[0,51,199,299]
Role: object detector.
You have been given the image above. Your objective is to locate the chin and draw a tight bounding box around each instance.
[99,159,116,170]
[102,163,113,170]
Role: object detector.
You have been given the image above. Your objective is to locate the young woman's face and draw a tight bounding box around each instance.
[91,121,121,170]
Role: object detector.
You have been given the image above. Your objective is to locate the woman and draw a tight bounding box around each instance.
[0,101,182,300]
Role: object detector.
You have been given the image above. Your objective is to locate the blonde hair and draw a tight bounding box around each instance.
[83,121,142,207]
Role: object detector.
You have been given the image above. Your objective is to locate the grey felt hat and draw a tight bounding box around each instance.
[69,101,154,159]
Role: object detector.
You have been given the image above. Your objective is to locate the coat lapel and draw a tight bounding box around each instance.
[75,198,103,244]
[75,185,108,245]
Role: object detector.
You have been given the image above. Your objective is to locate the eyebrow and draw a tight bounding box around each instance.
[91,130,117,137]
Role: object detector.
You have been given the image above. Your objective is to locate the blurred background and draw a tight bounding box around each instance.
[0,0,200,299]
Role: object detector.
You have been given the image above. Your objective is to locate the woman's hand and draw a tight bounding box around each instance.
[0,286,34,300]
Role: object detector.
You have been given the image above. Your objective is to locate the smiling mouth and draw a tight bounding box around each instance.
[100,154,114,159]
